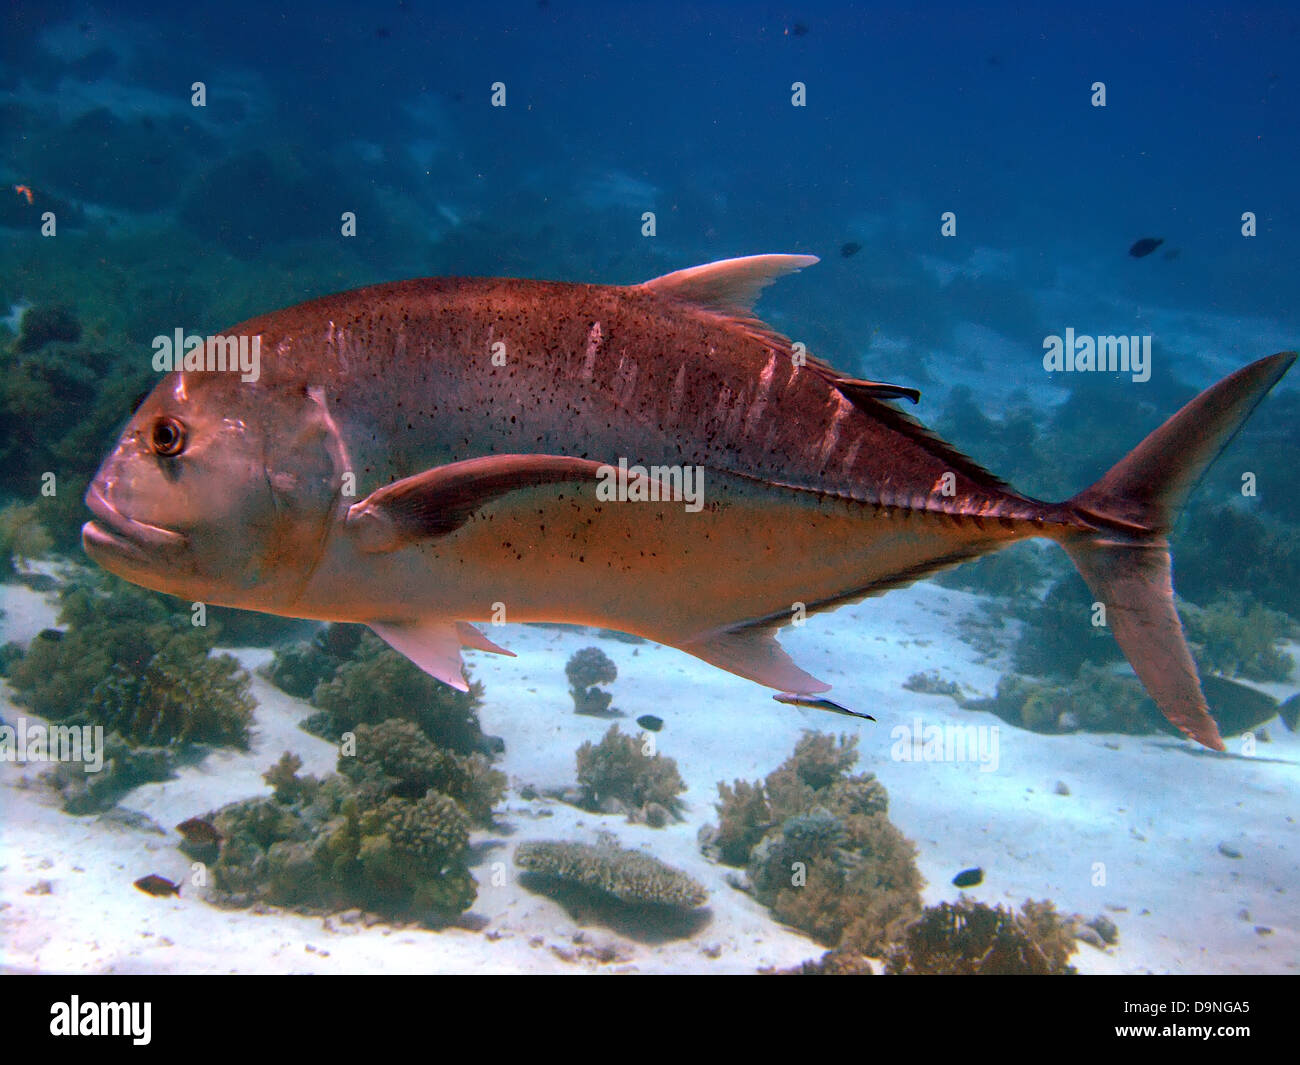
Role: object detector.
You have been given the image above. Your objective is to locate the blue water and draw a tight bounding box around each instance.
[1,1,1296,974]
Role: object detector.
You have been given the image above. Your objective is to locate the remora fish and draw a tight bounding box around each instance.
[81,254,1295,752]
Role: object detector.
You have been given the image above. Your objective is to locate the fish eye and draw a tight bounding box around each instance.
[150,416,187,457]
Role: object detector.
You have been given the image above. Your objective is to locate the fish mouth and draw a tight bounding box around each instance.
[82,484,187,561]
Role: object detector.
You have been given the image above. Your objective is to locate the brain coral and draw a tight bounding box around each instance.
[515,838,708,909]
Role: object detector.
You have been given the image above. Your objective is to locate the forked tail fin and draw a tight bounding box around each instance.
[1060,351,1295,751]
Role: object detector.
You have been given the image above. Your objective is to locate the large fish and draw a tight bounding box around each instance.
[82,255,1295,751]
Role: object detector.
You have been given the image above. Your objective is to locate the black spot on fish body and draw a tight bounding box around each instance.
[636,714,664,732]
[840,241,862,258]
[1129,237,1165,258]
[952,867,983,888]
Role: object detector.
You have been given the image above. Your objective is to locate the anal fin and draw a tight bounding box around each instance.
[680,626,830,695]
[370,619,470,691]
[455,621,515,658]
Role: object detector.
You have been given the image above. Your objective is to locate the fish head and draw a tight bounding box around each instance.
[82,369,342,609]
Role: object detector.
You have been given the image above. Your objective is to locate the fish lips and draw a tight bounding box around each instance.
[82,483,187,564]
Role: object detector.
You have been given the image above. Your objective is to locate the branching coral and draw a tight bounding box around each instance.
[1181,594,1294,682]
[264,623,361,699]
[702,731,921,954]
[515,838,708,909]
[212,751,485,920]
[340,719,505,826]
[42,731,177,814]
[710,780,772,866]
[883,898,1078,975]
[964,663,1158,737]
[0,502,51,578]
[305,631,496,755]
[574,724,686,821]
[355,793,476,913]
[565,646,618,715]
[0,323,155,548]
[8,574,254,748]
[748,804,922,954]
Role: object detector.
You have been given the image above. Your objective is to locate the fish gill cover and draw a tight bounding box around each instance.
[0,0,1296,995]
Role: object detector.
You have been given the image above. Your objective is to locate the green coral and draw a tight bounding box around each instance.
[14,305,81,352]
[574,724,686,821]
[702,731,920,955]
[305,631,496,755]
[965,663,1159,737]
[0,502,51,578]
[211,756,482,920]
[356,793,476,913]
[208,708,506,920]
[1011,574,1123,678]
[883,898,1078,975]
[0,326,155,548]
[1172,502,1300,621]
[711,780,773,866]
[264,623,361,699]
[1181,595,1294,682]
[565,646,618,715]
[8,573,254,748]
[340,719,505,826]
[41,731,177,814]
[748,803,922,955]
[515,837,707,909]
[263,752,314,804]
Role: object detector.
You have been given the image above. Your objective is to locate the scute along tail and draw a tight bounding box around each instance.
[1059,351,1295,751]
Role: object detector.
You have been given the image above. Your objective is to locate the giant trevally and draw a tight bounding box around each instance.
[81,254,1295,751]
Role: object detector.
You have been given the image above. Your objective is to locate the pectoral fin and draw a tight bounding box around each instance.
[346,454,608,552]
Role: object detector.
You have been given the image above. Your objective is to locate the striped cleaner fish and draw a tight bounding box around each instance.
[82,255,1295,751]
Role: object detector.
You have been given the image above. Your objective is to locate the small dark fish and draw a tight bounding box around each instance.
[1171,674,1283,739]
[840,241,862,258]
[36,628,64,643]
[1279,694,1299,733]
[134,874,181,897]
[952,867,983,888]
[176,817,222,846]
[1129,237,1165,258]
[636,714,664,732]
[774,692,874,721]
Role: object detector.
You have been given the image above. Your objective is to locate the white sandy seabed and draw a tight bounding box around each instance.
[1,573,1296,975]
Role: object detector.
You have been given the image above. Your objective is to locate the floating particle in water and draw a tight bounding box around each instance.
[840,241,862,258]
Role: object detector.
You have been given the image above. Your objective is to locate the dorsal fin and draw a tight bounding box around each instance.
[643,253,1008,495]
[640,254,819,314]
[854,393,1016,492]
